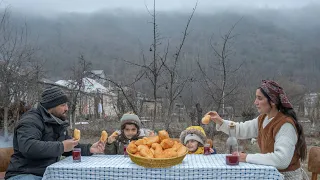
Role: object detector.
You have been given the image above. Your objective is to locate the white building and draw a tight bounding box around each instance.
[304,93,319,117]
[55,77,117,118]
[88,70,107,87]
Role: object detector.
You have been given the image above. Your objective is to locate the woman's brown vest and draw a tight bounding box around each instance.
[257,112,300,172]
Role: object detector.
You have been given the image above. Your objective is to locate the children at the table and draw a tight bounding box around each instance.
[180,126,216,154]
[104,112,144,155]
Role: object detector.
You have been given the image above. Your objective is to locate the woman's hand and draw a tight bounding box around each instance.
[207,111,223,125]
[238,152,247,162]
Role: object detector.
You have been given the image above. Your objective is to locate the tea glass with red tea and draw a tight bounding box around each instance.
[204,143,211,155]
[226,154,239,165]
[72,148,81,162]
[226,145,243,165]
[225,122,239,165]
[124,143,129,157]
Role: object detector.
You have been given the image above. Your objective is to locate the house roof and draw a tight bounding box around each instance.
[55,77,116,96]
[39,78,56,85]
[91,70,104,75]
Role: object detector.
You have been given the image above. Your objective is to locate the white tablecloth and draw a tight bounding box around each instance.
[43,154,284,180]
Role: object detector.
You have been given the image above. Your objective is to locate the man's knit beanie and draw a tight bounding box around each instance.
[40,86,69,110]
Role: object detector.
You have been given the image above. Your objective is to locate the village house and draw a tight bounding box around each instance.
[55,77,118,120]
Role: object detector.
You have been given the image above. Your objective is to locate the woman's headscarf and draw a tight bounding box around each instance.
[260,80,293,109]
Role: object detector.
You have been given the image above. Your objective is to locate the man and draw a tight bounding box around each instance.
[5,86,105,180]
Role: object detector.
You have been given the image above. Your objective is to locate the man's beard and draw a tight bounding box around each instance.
[52,111,67,121]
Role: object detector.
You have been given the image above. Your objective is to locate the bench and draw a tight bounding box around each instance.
[0,147,14,179]
[308,146,320,180]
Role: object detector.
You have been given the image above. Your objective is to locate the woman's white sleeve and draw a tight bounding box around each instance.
[216,117,259,139]
[245,123,297,169]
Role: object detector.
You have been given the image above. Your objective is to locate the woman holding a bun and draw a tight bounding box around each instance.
[204,80,307,180]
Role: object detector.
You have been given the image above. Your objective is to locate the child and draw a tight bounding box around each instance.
[180,126,216,154]
[104,112,143,155]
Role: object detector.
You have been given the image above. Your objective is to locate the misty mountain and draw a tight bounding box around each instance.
[8,4,320,91]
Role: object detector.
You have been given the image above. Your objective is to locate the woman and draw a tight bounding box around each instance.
[206,80,307,179]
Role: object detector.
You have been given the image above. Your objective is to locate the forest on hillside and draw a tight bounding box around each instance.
[2,2,320,119]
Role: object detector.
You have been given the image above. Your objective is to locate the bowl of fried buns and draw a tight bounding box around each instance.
[127,130,188,168]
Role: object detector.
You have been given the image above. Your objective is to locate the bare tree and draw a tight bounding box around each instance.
[121,0,199,131]
[120,0,167,130]
[144,0,165,129]
[162,2,198,131]
[67,54,92,128]
[0,7,39,139]
[31,59,46,104]
[197,18,243,117]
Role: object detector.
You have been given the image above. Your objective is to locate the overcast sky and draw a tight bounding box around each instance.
[3,0,319,16]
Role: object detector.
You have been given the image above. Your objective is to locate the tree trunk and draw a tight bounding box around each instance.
[165,103,173,131]
[196,104,203,126]
[151,0,157,131]
[4,106,9,139]
[101,95,105,118]
[70,112,74,129]
[152,89,157,130]
[222,91,225,115]
[16,110,20,127]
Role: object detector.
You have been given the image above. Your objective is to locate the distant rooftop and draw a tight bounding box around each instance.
[55,77,116,96]
[91,70,104,75]
[39,78,56,85]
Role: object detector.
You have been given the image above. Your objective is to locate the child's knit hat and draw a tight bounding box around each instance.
[120,112,141,129]
[180,126,207,146]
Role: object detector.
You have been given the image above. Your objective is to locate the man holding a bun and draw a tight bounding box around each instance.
[5,86,105,180]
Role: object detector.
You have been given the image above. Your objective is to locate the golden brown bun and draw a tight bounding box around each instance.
[134,152,142,157]
[150,148,155,155]
[139,148,154,158]
[177,146,188,156]
[163,148,178,158]
[73,128,80,140]
[171,141,183,151]
[145,136,160,146]
[135,139,147,146]
[137,145,149,151]
[160,139,174,149]
[128,129,188,159]
[158,130,170,141]
[127,142,138,154]
[201,114,211,124]
[111,131,119,137]
[151,143,162,150]
[100,130,108,143]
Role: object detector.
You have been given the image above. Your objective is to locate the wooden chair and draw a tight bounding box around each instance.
[308,146,320,180]
[0,147,14,179]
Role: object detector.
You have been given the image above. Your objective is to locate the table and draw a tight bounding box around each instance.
[43,154,284,180]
